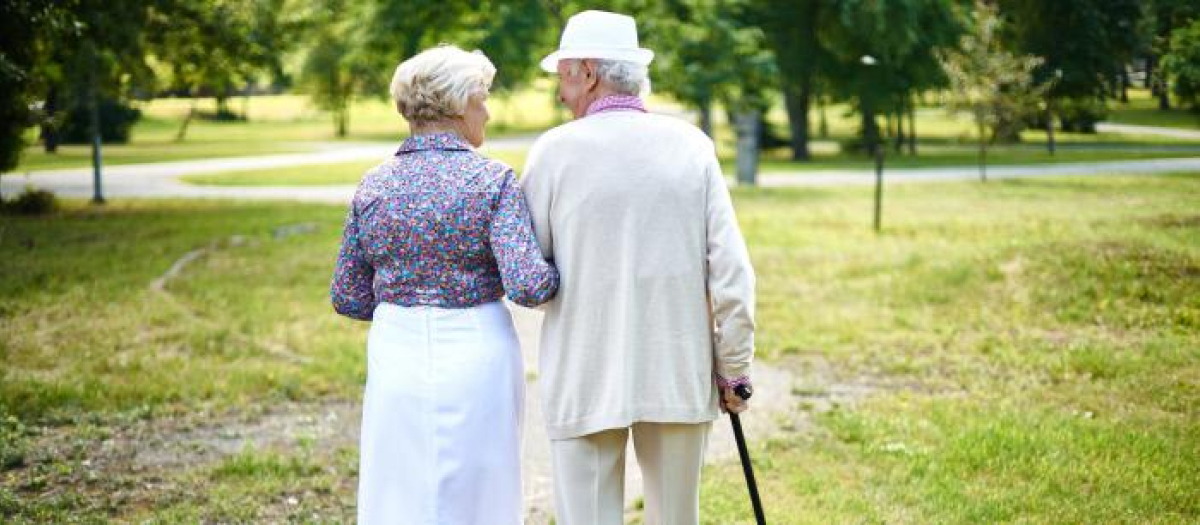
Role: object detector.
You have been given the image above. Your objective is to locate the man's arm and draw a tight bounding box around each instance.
[704,151,756,386]
[519,140,555,262]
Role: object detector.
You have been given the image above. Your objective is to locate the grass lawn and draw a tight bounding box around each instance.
[12,81,571,173]
[180,149,528,187]
[17,84,1200,178]
[2,173,1198,522]
[1107,88,1200,131]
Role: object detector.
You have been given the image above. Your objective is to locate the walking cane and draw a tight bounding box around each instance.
[729,384,766,525]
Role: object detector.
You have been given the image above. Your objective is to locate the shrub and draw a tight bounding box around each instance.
[59,97,141,144]
[1057,97,1108,133]
[2,187,59,215]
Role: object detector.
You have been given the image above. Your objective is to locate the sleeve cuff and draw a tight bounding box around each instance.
[715,374,752,390]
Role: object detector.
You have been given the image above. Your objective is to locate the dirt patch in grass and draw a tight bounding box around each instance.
[1143,213,1200,230]
[1,400,360,521]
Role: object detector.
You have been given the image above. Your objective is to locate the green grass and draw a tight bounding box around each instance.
[699,174,1199,523]
[1107,88,1200,131]
[180,149,528,187]
[736,143,1200,174]
[2,173,1198,521]
[0,201,365,421]
[12,81,570,173]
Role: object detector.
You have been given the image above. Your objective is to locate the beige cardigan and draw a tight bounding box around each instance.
[521,110,756,440]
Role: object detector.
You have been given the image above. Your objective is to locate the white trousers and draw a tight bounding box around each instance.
[358,301,524,525]
[550,422,711,525]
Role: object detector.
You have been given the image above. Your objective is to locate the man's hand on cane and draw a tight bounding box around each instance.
[721,386,750,414]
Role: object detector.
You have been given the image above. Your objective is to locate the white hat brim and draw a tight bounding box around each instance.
[539,48,655,73]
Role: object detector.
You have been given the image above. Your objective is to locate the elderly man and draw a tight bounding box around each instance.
[521,10,757,525]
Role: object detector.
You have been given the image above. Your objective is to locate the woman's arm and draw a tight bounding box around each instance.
[330,203,377,320]
[490,170,559,307]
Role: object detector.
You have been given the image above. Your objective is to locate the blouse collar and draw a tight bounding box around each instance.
[396,132,473,154]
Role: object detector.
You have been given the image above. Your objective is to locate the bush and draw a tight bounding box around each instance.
[1164,18,1200,112]
[2,187,59,215]
[199,106,247,122]
[59,97,141,144]
[1057,97,1108,133]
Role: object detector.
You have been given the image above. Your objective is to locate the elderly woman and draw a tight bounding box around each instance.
[331,45,557,524]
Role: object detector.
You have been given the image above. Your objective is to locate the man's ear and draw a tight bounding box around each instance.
[582,59,600,91]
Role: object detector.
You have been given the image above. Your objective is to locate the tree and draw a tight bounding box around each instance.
[939,1,1050,182]
[0,1,62,174]
[299,0,552,138]
[298,0,365,138]
[819,0,963,155]
[637,0,774,145]
[745,0,829,160]
[1000,0,1144,130]
[147,0,302,140]
[1163,18,1200,112]
[1146,0,1200,110]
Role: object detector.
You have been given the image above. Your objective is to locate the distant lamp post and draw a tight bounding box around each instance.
[1045,68,1063,156]
[861,55,883,232]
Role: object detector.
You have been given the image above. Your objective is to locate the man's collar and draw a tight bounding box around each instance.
[584,94,647,117]
[396,132,473,154]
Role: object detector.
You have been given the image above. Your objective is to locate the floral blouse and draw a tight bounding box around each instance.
[331,132,558,320]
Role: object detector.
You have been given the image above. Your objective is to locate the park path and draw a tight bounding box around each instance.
[508,305,797,522]
[1096,122,1200,140]
[6,153,1200,201]
[5,121,1200,200]
[0,134,539,203]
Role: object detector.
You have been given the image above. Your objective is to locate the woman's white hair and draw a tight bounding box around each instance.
[390,45,496,125]
[568,59,650,96]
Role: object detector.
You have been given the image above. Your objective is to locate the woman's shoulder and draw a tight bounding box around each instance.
[460,151,515,190]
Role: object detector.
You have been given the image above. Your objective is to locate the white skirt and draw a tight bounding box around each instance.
[358,301,524,525]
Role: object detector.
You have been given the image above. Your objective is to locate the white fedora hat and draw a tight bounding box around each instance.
[539,10,654,73]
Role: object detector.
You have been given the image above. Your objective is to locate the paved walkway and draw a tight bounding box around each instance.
[509,305,796,522]
[1096,122,1200,140]
[7,122,1200,201]
[6,153,1198,201]
[0,134,540,203]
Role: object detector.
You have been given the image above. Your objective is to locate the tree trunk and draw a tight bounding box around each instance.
[907,101,917,155]
[175,99,197,142]
[1158,77,1171,110]
[1045,101,1056,156]
[818,97,829,139]
[335,104,348,138]
[783,80,811,161]
[41,86,59,153]
[977,114,987,183]
[698,98,713,138]
[1119,67,1129,103]
[1146,55,1156,90]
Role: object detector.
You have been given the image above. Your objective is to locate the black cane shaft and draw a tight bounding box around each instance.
[730,410,766,524]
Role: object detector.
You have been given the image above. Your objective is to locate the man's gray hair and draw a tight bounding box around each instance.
[569,59,650,96]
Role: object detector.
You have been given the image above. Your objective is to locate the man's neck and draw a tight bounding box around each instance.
[575,87,620,119]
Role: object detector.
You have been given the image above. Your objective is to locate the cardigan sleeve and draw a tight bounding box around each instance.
[330,201,377,321]
[490,170,559,307]
[703,152,756,382]
[518,140,555,261]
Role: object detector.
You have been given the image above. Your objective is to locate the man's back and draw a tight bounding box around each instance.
[522,111,754,440]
